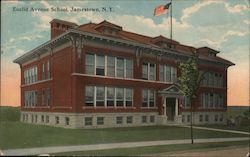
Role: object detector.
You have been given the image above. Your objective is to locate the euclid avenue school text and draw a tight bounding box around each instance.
[12,6,113,12]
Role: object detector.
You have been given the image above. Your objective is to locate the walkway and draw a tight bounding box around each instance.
[167,146,249,157]
[178,125,250,135]
[2,137,249,156]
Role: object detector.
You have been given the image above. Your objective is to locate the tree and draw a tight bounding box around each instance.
[177,52,204,144]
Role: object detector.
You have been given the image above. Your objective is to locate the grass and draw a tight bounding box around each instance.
[0,121,248,149]
[53,141,249,156]
[227,106,249,118]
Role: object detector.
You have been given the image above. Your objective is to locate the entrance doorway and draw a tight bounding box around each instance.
[166,98,176,120]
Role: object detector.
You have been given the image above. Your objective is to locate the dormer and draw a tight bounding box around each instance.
[151,35,179,49]
[50,19,78,39]
[197,47,219,57]
[94,20,122,37]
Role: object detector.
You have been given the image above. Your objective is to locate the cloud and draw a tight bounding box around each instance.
[244,20,250,25]
[225,30,248,37]
[40,1,52,8]
[16,49,25,56]
[225,3,249,13]
[180,1,220,23]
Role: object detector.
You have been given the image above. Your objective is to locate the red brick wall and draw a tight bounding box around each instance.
[20,44,228,114]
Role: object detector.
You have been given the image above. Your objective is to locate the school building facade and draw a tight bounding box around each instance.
[14,19,234,128]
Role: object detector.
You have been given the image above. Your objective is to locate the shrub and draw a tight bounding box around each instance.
[0,106,20,121]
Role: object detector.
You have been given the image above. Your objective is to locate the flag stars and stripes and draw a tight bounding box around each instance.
[154,2,171,16]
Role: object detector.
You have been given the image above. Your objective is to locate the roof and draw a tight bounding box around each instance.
[197,46,220,54]
[14,19,235,66]
[94,20,122,31]
[50,19,78,27]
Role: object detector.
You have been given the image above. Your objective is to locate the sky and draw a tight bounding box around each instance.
[1,0,249,106]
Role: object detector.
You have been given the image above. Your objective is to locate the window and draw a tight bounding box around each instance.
[46,88,51,106]
[86,54,95,74]
[149,64,155,80]
[24,91,38,107]
[209,93,214,108]
[42,90,45,106]
[159,65,177,83]
[199,115,203,122]
[142,90,148,107]
[183,96,190,108]
[126,116,133,124]
[125,88,133,107]
[159,65,164,81]
[117,58,124,77]
[142,63,148,79]
[24,66,38,84]
[150,116,155,123]
[116,116,123,124]
[116,88,124,107]
[219,115,223,122]
[187,115,190,122]
[31,115,34,123]
[85,86,94,106]
[149,90,155,107]
[205,115,209,122]
[97,117,104,125]
[65,117,70,125]
[166,66,171,82]
[142,89,155,107]
[201,71,223,87]
[85,86,133,108]
[46,115,49,123]
[182,115,185,123]
[107,56,115,77]
[96,87,105,106]
[46,60,50,79]
[142,63,156,80]
[35,115,37,123]
[41,115,44,123]
[85,54,133,78]
[85,117,93,126]
[55,116,59,124]
[107,87,115,107]
[171,67,177,82]
[96,55,105,75]
[42,63,45,80]
[126,59,133,78]
[214,115,218,122]
[142,116,147,123]
[201,93,224,109]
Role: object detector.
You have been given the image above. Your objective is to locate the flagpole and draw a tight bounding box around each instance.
[170,0,172,41]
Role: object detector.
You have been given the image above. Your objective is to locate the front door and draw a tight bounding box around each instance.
[166,98,176,120]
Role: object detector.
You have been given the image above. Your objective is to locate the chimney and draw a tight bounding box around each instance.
[50,19,78,39]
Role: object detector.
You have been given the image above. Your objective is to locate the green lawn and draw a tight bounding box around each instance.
[0,121,248,149]
[53,141,249,156]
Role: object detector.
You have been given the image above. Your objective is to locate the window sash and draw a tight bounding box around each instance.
[107,56,115,77]
[116,58,124,77]
[96,86,105,106]
[86,54,95,74]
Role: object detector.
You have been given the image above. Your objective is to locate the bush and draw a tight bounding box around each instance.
[0,106,20,121]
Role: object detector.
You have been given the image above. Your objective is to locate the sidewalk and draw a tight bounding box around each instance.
[178,125,250,135]
[167,146,249,157]
[2,137,249,156]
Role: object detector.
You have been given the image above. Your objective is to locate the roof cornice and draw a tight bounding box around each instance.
[13,28,234,67]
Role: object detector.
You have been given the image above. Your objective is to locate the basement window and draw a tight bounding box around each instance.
[65,117,70,125]
[85,117,93,126]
